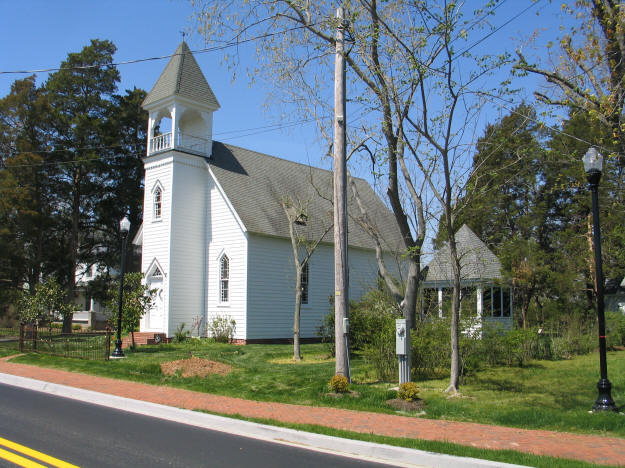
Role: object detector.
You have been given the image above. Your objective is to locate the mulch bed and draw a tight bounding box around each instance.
[160,357,233,378]
[386,398,426,412]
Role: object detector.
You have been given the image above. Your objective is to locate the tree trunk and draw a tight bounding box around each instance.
[445,227,462,394]
[64,169,81,333]
[293,264,302,361]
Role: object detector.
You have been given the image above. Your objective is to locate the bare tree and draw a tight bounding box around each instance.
[281,196,332,360]
[192,0,509,392]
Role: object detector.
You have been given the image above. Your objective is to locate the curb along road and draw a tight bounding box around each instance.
[0,373,528,468]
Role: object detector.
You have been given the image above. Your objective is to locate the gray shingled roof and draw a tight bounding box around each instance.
[425,224,501,284]
[208,142,406,252]
[143,42,220,109]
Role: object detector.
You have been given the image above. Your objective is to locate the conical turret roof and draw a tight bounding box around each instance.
[142,42,220,110]
[425,224,502,283]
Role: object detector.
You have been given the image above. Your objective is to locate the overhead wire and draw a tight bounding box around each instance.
[0,22,321,76]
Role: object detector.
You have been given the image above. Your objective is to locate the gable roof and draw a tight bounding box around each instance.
[425,224,501,284]
[142,42,220,110]
[208,142,406,252]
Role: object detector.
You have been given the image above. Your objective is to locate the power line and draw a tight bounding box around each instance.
[0,22,320,76]
[458,0,544,57]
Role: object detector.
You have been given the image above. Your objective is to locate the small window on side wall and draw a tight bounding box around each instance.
[153,187,162,220]
[220,255,229,303]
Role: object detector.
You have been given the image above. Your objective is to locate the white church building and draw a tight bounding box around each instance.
[133,42,405,342]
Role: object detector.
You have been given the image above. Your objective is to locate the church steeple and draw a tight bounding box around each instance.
[143,42,220,157]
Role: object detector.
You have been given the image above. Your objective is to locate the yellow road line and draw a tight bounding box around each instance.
[0,437,79,468]
[0,447,47,468]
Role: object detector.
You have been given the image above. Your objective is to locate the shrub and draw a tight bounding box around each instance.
[71,324,82,331]
[411,316,451,379]
[319,289,401,380]
[500,328,536,367]
[318,289,401,357]
[328,374,349,393]
[174,323,190,342]
[397,382,419,401]
[362,320,397,382]
[208,314,236,343]
[105,272,156,335]
[606,311,625,348]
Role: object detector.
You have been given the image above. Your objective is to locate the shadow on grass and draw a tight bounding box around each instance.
[126,346,180,354]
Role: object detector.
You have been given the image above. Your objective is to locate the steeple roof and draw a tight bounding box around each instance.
[142,42,220,110]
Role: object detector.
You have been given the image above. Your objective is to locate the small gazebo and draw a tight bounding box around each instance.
[422,224,513,330]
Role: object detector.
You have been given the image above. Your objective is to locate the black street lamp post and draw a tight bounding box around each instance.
[583,147,617,412]
[112,216,130,358]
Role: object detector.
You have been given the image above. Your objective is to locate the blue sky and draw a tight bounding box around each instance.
[0,0,574,258]
[0,1,566,171]
[0,0,317,161]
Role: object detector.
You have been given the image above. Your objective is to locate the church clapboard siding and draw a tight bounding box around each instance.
[205,174,248,341]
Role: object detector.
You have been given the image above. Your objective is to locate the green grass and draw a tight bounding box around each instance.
[8,341,625,439]
[197,411,614,468]
[0,347,19,358]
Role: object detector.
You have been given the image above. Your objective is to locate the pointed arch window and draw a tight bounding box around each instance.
[219,255,229,303]
[153,187,162,220]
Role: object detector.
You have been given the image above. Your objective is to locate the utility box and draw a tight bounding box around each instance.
[342,317,349,334]
[396,319,407,355]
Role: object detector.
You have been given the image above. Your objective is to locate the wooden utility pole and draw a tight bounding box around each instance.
[333,5,349,379]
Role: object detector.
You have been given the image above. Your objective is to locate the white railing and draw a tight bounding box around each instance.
[148,132,211,156]
[149,132,172,154]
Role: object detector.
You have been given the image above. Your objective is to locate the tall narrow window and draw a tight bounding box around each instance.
[502,288,511,317]
[482,287,492,317]
[153,187,162,220]
[220,255,229,303]
[301,262,309,304]
[492,287,502,317]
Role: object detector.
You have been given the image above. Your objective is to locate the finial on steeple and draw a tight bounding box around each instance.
[180,30,187,43]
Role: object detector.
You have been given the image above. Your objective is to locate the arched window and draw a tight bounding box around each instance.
[153,187,162,220]
[220,255,229,303]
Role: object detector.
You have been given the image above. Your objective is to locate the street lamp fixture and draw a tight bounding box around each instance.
[111,216,130,358]
[583,147,617,412]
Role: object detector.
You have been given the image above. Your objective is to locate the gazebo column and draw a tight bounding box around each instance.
[438,288,443,318]
[477,287,483,317]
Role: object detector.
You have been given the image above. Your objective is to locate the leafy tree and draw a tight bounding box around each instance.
[96,88,148,273]
[0,41,147,328]
[106,272,156,349]
[44,39,121,332]
[17,278,74,326]
[0,77,56,299]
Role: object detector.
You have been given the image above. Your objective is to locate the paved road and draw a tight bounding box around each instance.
[0,383,391,468]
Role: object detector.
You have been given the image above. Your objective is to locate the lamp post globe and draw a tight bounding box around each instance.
[112,216,130,358]
[583,148,617,412]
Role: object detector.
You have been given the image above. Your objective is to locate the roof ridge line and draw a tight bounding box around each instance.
[216,140,371,184]
[175,44,185,94]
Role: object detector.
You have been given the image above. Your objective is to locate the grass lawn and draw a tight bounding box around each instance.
[9,340,625,440]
